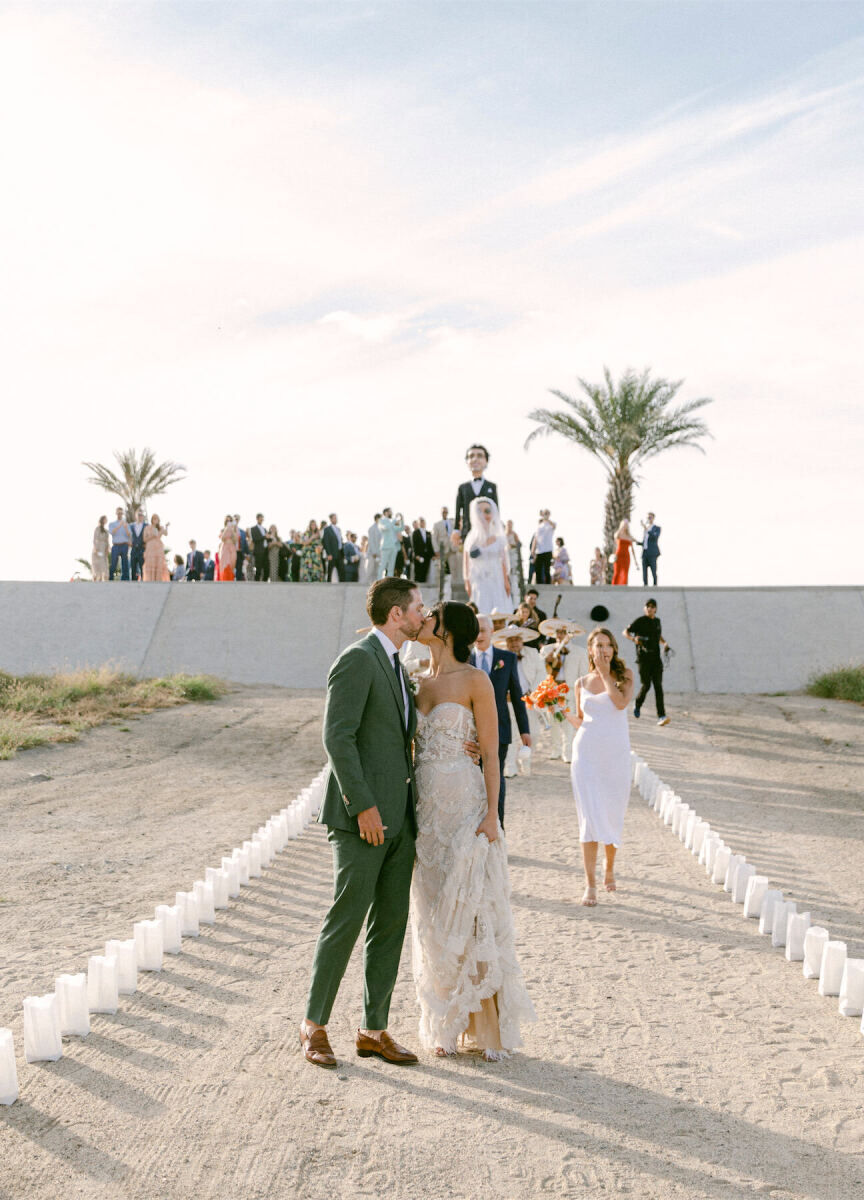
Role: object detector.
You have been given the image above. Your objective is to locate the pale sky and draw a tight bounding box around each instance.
[2,1,863,585]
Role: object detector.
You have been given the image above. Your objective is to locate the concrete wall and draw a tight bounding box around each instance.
[2,583,863,693]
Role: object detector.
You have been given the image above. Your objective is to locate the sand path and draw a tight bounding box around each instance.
[1,688,862,1199]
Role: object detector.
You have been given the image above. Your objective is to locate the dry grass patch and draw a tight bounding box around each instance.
[0,668,227,759]
[807,665,864,706]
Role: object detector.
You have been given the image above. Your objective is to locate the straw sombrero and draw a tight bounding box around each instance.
[538,617,585,639]
[492,624,539,648]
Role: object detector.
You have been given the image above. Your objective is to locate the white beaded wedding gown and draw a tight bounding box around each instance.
[410,702,536,1057]
[466,536,511,615]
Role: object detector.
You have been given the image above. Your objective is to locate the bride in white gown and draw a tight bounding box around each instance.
[463,498,511,615]
[410,601,535,1059]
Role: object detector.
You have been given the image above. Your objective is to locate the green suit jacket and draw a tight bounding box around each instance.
[319,632,417,838]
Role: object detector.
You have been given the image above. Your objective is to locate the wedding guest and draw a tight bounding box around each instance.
[454,444,498,536]
[505,520,522,592]
[202,550,215,580]
[624,598,672,725]
[251,513,269,581]
[219,515,238,581]
[564,627,634,907]
[142,514,168,582]
[108,506,131,581]
[234,515,249,582]
[396,526,413,579]
[186,540,204,581]
[540,626,589,763]
[300,520,325,582]
[91,516,110,581]
[640,512,661,586]
[366,514,382,581]
[532,510,556,585]
[589,547,607,586]
[433,506,455,587]
[611,518,637,586]
[523,588,547,634]
[494,625,545,778]
[552,537,571,585]
[266,525,285,582]
[129,508,148,581]
[357,534,371,584]
[343,532,360,582]
[411,517,434,584]
[470,614,530,830]
[171,554,185,582]
[378,508,401,578]
[322,513,345,582]
[449,528,464,589]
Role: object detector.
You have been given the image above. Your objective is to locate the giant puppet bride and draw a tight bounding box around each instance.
[463,497,511,614]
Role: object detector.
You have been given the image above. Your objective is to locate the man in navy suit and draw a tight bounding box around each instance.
[641,512,661,586]
[185,540,204,581]
[454,444,499,537]
[201,550,215,581]
[471,614,530,830]
[322,513,346,582]
[129,508,148,581]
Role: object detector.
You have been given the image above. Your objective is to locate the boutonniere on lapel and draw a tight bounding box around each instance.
[407,677,419,696]
[493,659,505,672]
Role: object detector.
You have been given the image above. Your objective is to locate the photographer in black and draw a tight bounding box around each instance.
[624,599,672,726]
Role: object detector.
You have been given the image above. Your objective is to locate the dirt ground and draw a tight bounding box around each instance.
[1,687,862,1199]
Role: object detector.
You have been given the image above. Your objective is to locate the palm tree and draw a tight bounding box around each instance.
[525,367,712,577]
[82,447,187,518]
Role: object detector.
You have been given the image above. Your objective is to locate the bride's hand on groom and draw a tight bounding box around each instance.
[357,805,387,846]
[476,811,499,843]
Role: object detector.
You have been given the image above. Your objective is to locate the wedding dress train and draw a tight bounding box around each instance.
[410,702,535,1057]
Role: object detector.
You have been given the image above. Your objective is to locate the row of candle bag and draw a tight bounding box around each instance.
[0,770,327,1105]
[632,756,864,1037]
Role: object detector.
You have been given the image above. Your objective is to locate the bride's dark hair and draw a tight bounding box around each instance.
[429,601,479,664]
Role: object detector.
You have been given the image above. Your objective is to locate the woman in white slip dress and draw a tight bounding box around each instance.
[411,601,535,1059]
[463,498,511,615]
[565,627,634,907]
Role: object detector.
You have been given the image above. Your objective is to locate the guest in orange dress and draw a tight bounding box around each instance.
[611,519,637,586]
[219,516,238,582]
[142,515,169,582]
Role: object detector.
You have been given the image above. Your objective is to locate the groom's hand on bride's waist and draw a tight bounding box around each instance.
[463,739,481,765]
[357,806,387,846]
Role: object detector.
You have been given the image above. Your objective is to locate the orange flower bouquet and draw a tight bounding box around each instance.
[523,675,570,723]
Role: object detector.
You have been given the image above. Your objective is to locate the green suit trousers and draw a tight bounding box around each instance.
[305,816,416,1030]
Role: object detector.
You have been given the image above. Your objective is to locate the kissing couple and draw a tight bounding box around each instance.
[299,577,535,1067]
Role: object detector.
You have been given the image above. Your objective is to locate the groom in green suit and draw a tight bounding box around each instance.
[301,577,426,1068]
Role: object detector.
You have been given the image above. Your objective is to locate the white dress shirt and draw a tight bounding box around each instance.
[374,628,409,725]
[471,477,486,496]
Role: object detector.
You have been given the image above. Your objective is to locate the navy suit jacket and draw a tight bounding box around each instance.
[322,525,343,561]
[202,560,215,580]
[185,550,204,580]
[472,646,529,745]
[642,524,661,558]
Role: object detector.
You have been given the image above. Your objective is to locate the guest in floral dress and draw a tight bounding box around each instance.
[552,538,571,585]
[300,521,325,582]
[589,547,607,586]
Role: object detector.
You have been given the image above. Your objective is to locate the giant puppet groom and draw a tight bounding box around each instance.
[454,444,498,538]
[300,577,424,1069]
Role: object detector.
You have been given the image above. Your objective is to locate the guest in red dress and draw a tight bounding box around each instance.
[611,519,637,586]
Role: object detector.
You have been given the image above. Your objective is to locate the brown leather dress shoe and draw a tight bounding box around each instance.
[300,1023,337,1068]
[355,1030,418,1064]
